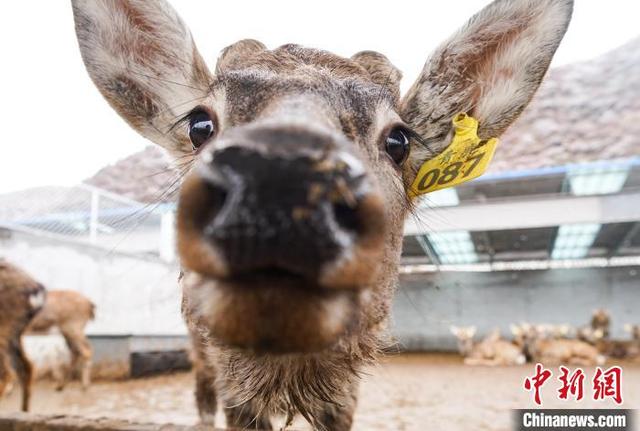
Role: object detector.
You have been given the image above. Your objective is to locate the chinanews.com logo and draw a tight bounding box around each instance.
[514,363,634,430]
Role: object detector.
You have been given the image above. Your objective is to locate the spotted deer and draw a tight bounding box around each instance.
[0,260,46,412]
[27,290,95,391]
[450,326,525,366]
[71,0,572,428]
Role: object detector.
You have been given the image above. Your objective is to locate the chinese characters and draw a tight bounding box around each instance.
[524,364,623,405]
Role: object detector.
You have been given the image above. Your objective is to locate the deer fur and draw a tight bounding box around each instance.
[71,0,572,428]
[0,260,46,412]
[450,326,525,366]
[27,290,95,391]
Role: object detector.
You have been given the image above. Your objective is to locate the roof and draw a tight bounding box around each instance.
[85,37,640,203]
[491,36,640,173]
[86,146,177,204]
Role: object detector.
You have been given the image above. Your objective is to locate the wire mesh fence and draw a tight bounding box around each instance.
[0,184,176,261]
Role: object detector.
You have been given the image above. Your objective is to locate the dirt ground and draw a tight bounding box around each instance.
[1,353,638,430]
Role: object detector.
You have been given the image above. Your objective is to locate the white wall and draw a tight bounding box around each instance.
[0,229,184,336]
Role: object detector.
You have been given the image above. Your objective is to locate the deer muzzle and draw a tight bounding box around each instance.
[177,125,387,353]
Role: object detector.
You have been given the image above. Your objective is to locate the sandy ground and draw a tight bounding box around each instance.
[1,353,638,430]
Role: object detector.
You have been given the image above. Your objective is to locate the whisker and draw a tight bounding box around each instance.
[127,69,206,92]
[104,169,190,257]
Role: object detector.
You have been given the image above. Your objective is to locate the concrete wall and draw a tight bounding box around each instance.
[0,228,183,335]
[393,266,640,351]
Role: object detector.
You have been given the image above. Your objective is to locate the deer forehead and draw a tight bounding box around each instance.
[211,45,399,135]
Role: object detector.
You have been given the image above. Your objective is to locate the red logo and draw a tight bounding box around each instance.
[593,366,623,404]
[524,364,623,405]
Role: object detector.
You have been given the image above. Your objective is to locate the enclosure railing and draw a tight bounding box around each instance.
[0,184,176,262]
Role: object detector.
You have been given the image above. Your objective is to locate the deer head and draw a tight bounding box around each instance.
[71,0,572,354]
[450,325,477,356]
[591,308,611,333]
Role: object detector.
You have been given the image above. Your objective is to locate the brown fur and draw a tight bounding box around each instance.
[578,323,640,360]
[0,260,46,412]
[28,290,95,391]
[591,308,611,338]
[71,0,572,428]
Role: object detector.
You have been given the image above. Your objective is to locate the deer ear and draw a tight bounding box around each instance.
[510,324,520,336]
[352,51,402,104]
[450,325,460,336]
[401,0,572,167]
[487,328,500,341]
[216,39,266,73]
[71,0,212,153]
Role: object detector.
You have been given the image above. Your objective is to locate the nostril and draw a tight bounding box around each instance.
[187,176,229,232]
[205,181,228,219]
[332,201,361,234]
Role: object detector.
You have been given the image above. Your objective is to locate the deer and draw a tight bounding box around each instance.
[590,308,611,338]
[511,323,604,366]
[27,290,95,391]
[70,0,573,428]
[450,326,525,366]
[625,324,640,341]
[0,259,46,412]
[589,327,640,360]
[577,323,640,360]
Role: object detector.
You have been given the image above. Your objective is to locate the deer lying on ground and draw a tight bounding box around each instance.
[625,324,640,341]
[575,309,635,359]
[71,0,572,428]
[583,327,640,360]
[512,323,604,366]
[0,260,46,412]
[450,326,525,366]
[548,324,574,340]
[27,290,95,391]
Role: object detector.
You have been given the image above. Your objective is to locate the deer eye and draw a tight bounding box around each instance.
[385,128,410,165]
[188,110,215,150]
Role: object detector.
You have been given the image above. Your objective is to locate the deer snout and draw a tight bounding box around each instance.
[177,134,387,289]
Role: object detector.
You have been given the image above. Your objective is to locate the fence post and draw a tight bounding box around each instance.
[89,190,99,244]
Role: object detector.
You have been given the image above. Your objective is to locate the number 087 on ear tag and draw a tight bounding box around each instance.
[409,112,499,198]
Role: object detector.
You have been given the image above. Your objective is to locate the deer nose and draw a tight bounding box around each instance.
[177,141,386,286]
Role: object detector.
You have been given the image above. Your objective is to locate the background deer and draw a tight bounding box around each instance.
[584,327,640,360]
[71,0,572,428]
[511,323,604,366]
[625,324,640,342]
[590,308,611,338]
[576,312,639,360]
[27,290,95,391]
[0,259,46,412]
[450,326,525,366]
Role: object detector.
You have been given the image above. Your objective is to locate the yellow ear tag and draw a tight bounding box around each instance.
[409,112,499,198]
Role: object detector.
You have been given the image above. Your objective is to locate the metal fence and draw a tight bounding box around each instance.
[0,184,176,261]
